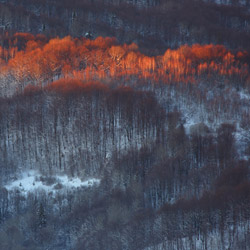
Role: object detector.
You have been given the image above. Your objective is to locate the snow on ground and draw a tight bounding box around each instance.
[239,91,250,100]
[181,102,208,135]
[5,170,100,195]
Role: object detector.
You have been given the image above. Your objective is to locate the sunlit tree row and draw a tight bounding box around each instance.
[0,33,250,93]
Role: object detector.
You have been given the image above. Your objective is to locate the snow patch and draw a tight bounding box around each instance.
[239,91,250,100]
[5,170,100,195]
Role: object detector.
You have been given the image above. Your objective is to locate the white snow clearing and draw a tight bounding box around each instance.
[5,170,100,195]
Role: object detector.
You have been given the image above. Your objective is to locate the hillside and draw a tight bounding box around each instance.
[0,1,250,250]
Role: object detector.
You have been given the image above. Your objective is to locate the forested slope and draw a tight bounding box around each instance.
[0,0,250,249]
[0,33,249,249]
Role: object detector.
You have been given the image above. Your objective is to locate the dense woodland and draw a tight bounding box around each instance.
[0,1,250,250]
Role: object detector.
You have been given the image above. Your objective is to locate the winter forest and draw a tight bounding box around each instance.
[0,0,250,250]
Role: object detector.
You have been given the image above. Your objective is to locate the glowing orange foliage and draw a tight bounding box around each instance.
[0,33,249,91]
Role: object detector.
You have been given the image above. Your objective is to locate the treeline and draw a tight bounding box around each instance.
[0,34,250,97]
[1,0,250,51]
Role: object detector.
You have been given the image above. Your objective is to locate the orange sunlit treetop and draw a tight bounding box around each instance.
[0,33,249,92]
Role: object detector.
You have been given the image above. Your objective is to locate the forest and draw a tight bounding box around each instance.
[0,0,250,249]
[0,32,249,249]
